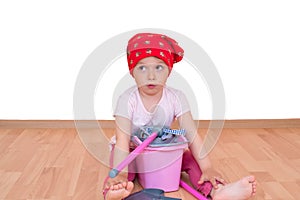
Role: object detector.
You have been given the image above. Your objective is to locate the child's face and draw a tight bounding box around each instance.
[132,56,169,96]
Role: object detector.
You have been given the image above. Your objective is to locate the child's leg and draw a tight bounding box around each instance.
[127,161,136,181]
[210,176,256,199]
[105,182,134,200]
[181,150,257,199]
[181,150,213,197]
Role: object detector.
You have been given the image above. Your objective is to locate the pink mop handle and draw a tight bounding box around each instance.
[109,132,158,178]
[180,180,208,200]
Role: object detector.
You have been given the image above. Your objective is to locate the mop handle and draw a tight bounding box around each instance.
[109,132,158,178]
[180,180,208,200]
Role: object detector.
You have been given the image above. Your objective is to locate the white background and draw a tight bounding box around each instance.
[0,0,299,120]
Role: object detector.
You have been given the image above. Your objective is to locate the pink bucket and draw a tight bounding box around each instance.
[133,136,188,192]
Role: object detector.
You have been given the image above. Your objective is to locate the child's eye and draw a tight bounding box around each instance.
[138,65,146,71]
[156,65,164,70]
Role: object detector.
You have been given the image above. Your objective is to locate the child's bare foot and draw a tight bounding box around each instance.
[105,181,134,200]
[211,176,256,200]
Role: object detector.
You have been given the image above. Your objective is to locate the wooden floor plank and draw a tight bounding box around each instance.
[0,128,299,199]
[261,181,295,199]
[0,171,22,199]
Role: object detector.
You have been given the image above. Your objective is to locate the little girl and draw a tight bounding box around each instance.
[104,33,257,200]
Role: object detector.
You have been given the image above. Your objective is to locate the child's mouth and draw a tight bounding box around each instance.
[147,84,156,89]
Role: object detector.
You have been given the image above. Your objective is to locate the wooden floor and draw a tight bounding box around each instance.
[0,127,300,199]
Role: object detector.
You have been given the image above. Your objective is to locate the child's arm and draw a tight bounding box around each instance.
[107,116,131,186]
[178,111,225,188]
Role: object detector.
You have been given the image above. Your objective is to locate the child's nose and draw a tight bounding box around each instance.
[148,69,156,80]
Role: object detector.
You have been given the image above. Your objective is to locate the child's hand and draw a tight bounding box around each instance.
[198,168,227,189]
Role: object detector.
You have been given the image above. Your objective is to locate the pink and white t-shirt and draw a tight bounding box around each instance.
[114,86,190,133]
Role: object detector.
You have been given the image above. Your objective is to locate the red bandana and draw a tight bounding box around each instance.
[127,33,184,72]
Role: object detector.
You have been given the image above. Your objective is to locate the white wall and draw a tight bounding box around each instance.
[0,0,299,120]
